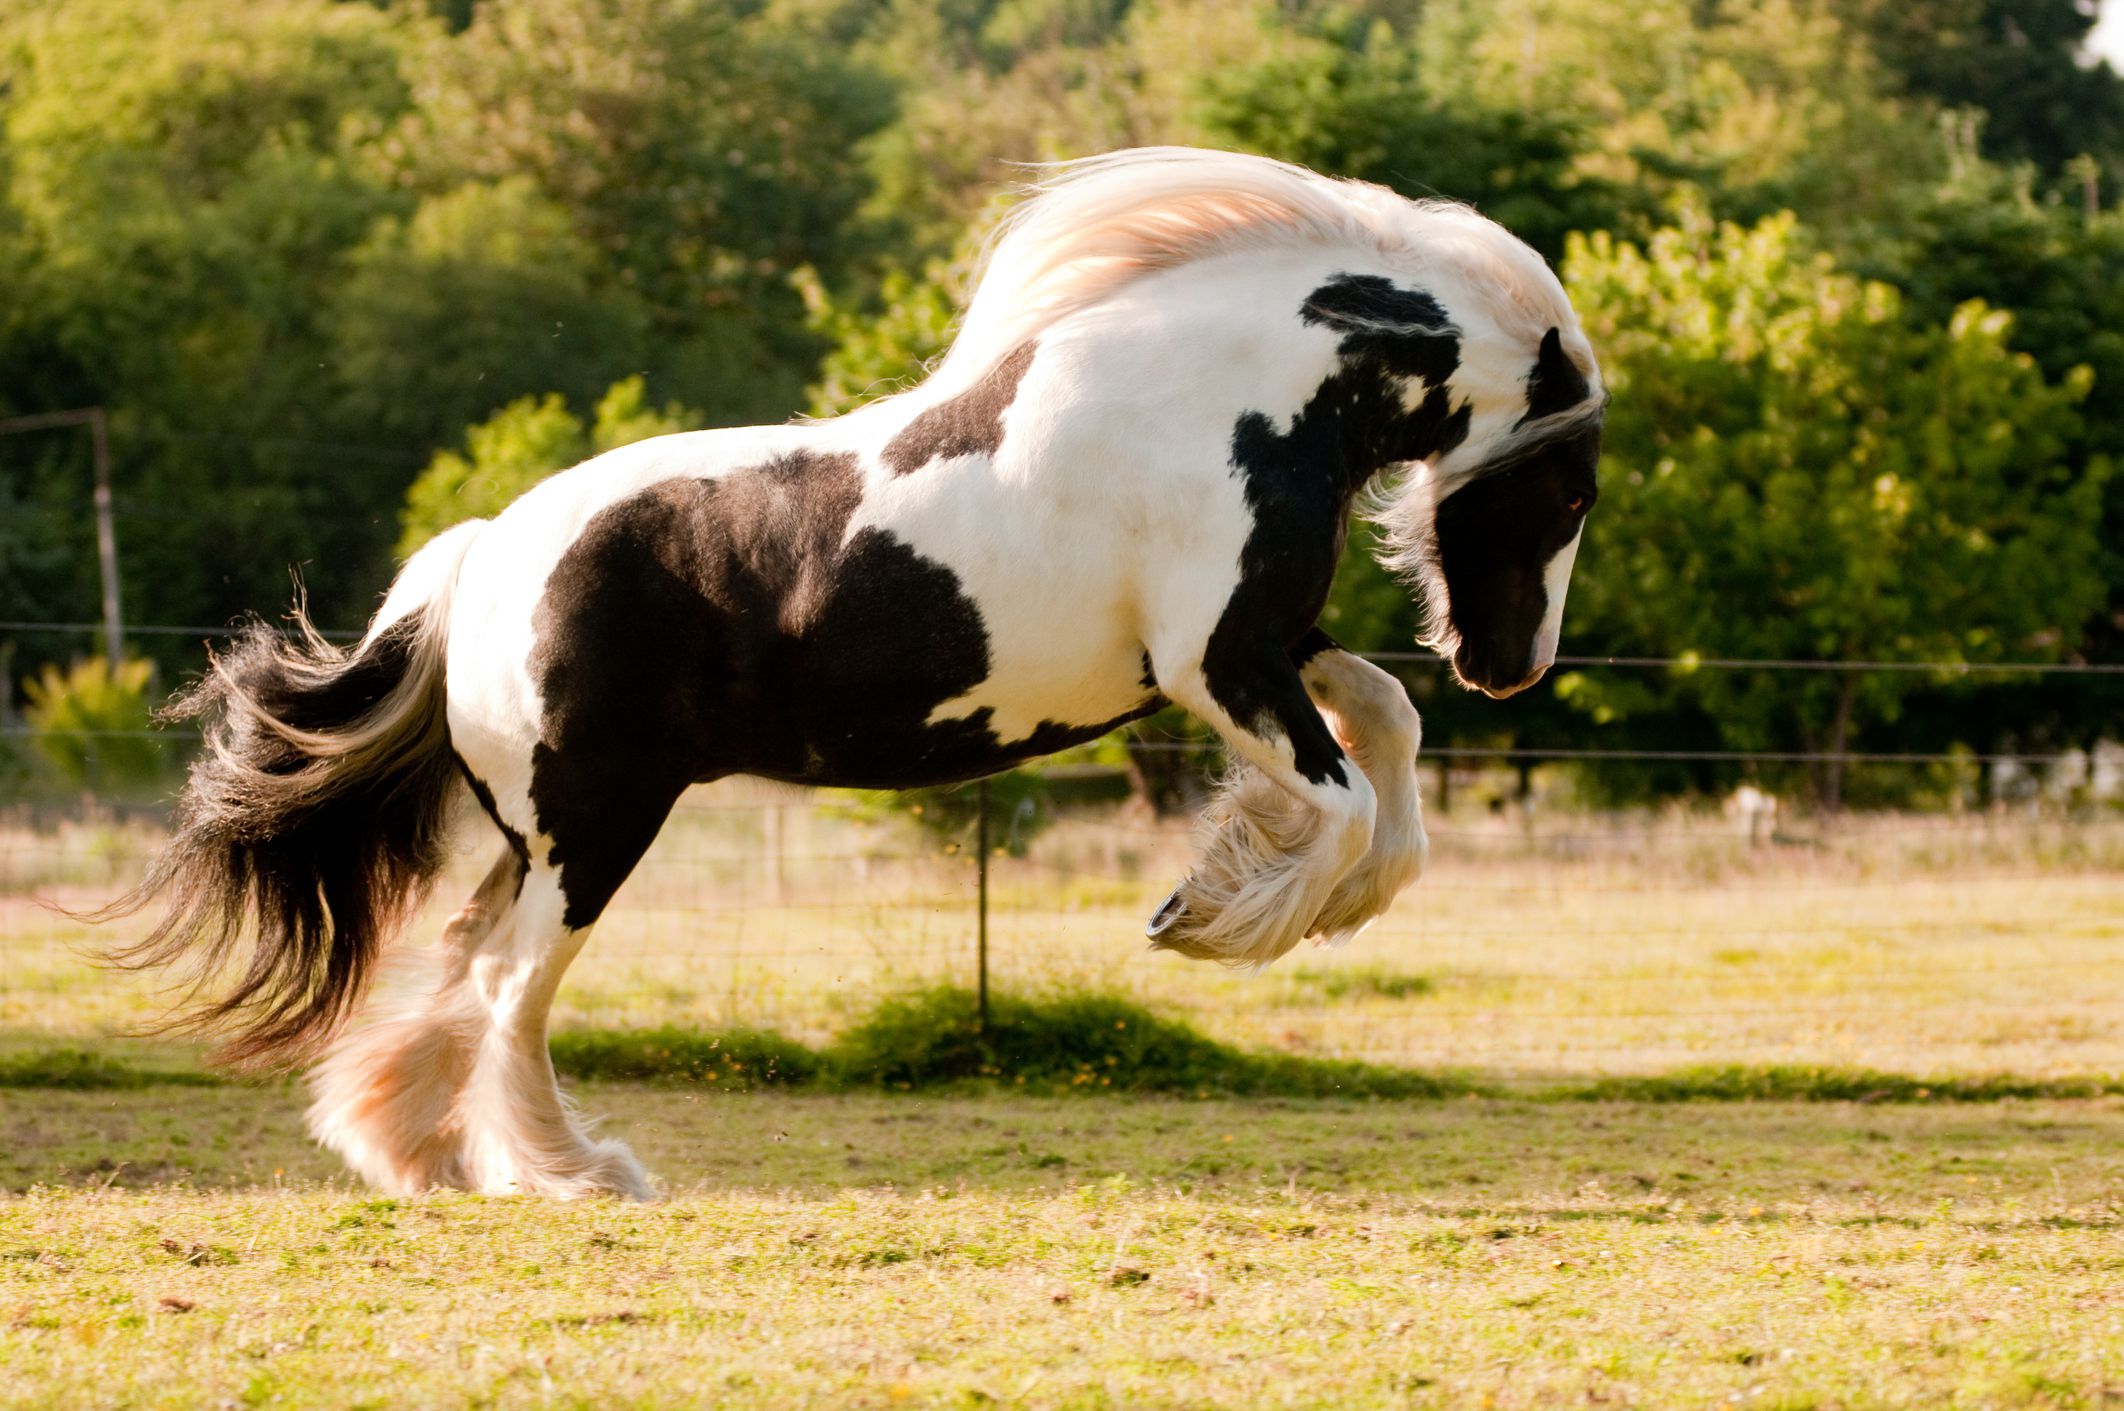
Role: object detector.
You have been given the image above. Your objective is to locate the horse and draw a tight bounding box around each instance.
[103,147,1605,1199]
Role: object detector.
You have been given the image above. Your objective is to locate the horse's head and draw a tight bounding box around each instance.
[1376,322,1605,701]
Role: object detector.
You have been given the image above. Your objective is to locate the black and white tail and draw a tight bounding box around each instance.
[100,523,484,1070]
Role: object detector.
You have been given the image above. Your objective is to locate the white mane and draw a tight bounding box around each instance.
[933,146,1596,395]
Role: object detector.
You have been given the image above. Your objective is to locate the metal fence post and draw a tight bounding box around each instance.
[976,777,990,1034]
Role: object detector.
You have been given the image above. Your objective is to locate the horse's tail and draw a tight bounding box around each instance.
[99,520,488,1071]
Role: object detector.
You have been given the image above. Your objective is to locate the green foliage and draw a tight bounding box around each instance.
[0,0,419,647]
[546,1026,821,1089]
[19,656,164,791]
[1559,211,2110,801]
[388,0,896,425]
[0,0,890,673]
[6,0,2124,802]
[1835,0,2124,186]
[1193,19,1626,259]
[800,264,963,415]
[328,177,654,450]
[820,987,1474,1096]
[397,378,698,556]
[1407,0,1947,231]
[0,1047,220,1090]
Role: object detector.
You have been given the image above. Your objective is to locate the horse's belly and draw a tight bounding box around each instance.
[769,641,1160,791]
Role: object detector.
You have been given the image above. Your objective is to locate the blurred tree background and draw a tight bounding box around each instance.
[4,0,2121,807]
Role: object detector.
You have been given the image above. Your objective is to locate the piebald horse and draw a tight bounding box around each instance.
[108,148,1604,1198]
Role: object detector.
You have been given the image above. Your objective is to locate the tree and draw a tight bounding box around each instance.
[1406,0,1946,235]
[1,0,420,644]
[1558,211,2111,807]
[1833,0,2124,187]
[389,0,897,427]
[397,378,699,557]
[799,265,965,416]
[328,178,655,453]
[1192,18,1628,261]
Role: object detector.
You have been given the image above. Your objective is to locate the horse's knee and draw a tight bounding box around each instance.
[1306,655,1421,762]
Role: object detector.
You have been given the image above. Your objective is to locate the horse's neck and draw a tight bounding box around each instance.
[906,245,1360,453]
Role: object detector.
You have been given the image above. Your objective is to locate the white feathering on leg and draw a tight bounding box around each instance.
[1301,651,1428,944]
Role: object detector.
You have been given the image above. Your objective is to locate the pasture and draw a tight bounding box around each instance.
[10,1094,2124,1408]
[6,796,2124,1406]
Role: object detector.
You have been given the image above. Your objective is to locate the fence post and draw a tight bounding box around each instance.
[88,408,122,672]
[0,406,123,669]
[976,777,990,1034]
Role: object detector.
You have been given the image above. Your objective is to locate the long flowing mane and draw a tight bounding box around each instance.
[932,146,1593,394]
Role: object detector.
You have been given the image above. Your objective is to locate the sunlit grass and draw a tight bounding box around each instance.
[7,788,2123,1082]
[7,1090,2124,1409]
[8,796,2124,1407]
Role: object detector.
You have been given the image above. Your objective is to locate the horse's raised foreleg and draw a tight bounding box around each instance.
[1295,644,1427,943]
[308,844,658,1201]
[1146,633,1378,969]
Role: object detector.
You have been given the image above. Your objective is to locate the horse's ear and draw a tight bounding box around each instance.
[1523,326,1591,423]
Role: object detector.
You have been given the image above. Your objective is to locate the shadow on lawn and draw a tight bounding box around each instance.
[8,1083,2124,1212]
[12,987,2120,1104]
[8,991,2123,1199]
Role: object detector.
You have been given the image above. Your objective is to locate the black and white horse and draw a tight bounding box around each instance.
[110,148,1604,1198]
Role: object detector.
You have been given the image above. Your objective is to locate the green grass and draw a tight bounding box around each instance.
[546,1025,823,1088]
[14,988,2121,1106]
[8,1087,2124,1408]
[9,806,2124,1405]
[0,1046,221,1091]
[819,987,1471,1097]
[15,807,2124,1086]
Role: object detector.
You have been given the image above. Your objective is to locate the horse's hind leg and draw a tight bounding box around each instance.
[307,846,522,1194]
[309,836,662,1200]
[449,859,655,1199]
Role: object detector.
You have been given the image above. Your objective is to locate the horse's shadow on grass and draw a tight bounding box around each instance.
[9,1073,2122,1216]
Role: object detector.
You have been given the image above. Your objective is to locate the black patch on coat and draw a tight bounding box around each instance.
[454,755,530,875]
[882,343,1038,476]
[1301,273,1462,387]
[1288,626,1340,670]
[1195,278,1474,786]
[1522,326,1591,424]
[526,449,1154,927]
[1434,424,1600,689]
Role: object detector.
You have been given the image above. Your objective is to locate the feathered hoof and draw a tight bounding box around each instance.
[469,1138,660,1202]
[1144,866,1313,969]
[1146,885,1189,938]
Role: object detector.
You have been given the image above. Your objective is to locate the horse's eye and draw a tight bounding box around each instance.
[1566,494,1588,514]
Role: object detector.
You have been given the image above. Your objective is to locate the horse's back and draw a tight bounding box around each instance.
[443,419,1156,800]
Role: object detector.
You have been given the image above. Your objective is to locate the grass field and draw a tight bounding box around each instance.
[6,789,2124,1078]
[9,1088,2124,1408]
[5,793,2124,1407]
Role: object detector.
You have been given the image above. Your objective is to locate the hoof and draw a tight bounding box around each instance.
[1146,884,1188,939]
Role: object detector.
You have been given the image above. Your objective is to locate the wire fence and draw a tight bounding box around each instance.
[5,775,2122,1083]
[5,614,2123,1082]
[11,617,2124,671]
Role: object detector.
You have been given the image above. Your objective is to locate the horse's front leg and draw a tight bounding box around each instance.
[1145,638,1378,968]
[1294,635,1427,943]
